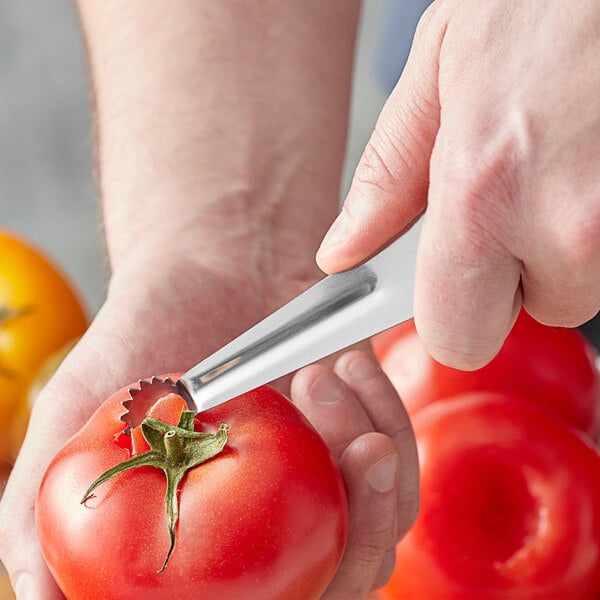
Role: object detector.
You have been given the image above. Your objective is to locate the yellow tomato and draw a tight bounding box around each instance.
[0,229,88,464]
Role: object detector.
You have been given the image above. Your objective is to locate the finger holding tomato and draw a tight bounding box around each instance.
[292,351,419,598]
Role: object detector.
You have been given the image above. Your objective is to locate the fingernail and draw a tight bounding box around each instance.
[347,353,380,380]
[366,454,399,493]
[14,573,34,600]
[320,211,350,248]
[310,372,345,404]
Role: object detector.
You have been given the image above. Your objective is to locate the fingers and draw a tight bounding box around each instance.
[324,432,401,600]
[317,0,600,375]
[333,351,419,532]
[416,93,600,368]
[414,170,524,369]
[316,2,448,273]
[518,204,600,327]
[291,362,374,458]
[291,351,419,597]
[0,385,77,600]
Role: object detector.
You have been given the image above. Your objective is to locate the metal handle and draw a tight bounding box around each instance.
[178,225,419,412]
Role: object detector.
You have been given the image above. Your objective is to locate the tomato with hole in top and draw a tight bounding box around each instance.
[372,311,600,438]
[0,229,88,463]
[36,379,349,600]
[379,392,600,599]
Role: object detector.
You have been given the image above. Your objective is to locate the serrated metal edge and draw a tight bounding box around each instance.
[120,375,180,435]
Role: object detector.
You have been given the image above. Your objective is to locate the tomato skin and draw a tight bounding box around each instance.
[36,381,348,600]
[372,311,600,437]
[0,229,88,460]
[379,393,600,600]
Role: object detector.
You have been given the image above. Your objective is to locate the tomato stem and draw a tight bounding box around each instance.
[81,412,229,572]
[164,430,185,465]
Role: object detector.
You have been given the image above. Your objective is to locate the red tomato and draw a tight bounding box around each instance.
[379,393,600,599]
[36,380,348,600]
[372,310,600,437]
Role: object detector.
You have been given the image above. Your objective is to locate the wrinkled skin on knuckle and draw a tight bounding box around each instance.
[353,137,397,196]
[350,532,393,573]
[432,125,525,250]
[351,119,431,216]
[362,501,400,546]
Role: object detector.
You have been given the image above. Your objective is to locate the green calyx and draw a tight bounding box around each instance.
[81,411,229,572]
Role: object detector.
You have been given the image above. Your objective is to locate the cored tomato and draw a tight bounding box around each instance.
[0,229,88,462]
[36,379,348,600]
[379,393,600,599]
[372,311,600,437]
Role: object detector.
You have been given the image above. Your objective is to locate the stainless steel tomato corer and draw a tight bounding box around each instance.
[121,230,418,431]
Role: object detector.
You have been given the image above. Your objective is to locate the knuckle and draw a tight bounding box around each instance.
[353,136,399,197]
[352,535,390,569]
[443,142,513,205]
[433,140,521,250]
[433,108,543,239]
[352,125,424,204]
[557,208,600,276]
[354,505,398,553]
[413,0,449,47]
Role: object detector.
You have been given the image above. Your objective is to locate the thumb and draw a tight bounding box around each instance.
[0,388,71,600]
[317,3,447,273]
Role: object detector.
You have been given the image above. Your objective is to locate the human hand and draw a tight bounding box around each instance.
[0,248,418,599]
[317,0,600,370]
[292,351,418,598]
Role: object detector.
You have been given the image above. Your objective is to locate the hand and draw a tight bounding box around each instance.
[292,351,418,598]
[0,249,418,599]
[317,0,600,369]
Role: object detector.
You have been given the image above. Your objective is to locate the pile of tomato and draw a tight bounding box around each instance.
[373,312,600,599]
[0,229,88,474]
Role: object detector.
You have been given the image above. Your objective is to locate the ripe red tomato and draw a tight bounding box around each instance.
[36,379,348,599]
[379,393,600,599]
[372,310,600,437]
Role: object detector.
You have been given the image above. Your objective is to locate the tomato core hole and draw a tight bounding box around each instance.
[432,447,539,565]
